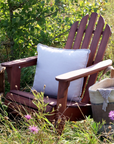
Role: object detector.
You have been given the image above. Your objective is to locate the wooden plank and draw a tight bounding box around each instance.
[10,90,57,106]
[94,24,111,64]
[10,90,35,100]
[57,81,70,112]
[4,99,37,115]
[56,59,112,82]
[4,97,92,121]
[73,14,89,49]
[64,104,92,121]
[81,12,98,49]
[65,21,79,49]
[6,92,38,109]
[87,15,105,67]
[2,56,37,68]
[10,90,91,107]
[6,66,21,90]
[81,15,105,98]
[82,24,112,103]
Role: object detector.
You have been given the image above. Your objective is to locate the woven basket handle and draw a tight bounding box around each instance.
[99,66,114,81]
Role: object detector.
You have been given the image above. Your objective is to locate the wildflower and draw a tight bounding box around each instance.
[34,97,38,101]
[29,126,39,134]
[71,126,74,129]
[58,104,62,108]
[57,118,61,124]
[52,119,55,125]
[57,136,60,140]
[15,85,18,89]
[46,96,49,99]
[33,90,38,95]
[43,84,46,89]
[4,116,9,120]
[57,103,62,110]
[108,125,112,130]
[109,122,112,125]
[109,111,114,120]
[25,114,31,120]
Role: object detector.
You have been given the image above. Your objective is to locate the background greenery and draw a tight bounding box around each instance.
[0,0,107,61]
[0,92,112,144]
[0,0,111,92]
[0,0,114,143]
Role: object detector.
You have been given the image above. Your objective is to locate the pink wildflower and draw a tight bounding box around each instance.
[25,114,31,120]
[109,111,114,120]
[29,126,39,134]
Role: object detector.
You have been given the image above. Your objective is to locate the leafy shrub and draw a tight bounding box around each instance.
[0,0,105,61]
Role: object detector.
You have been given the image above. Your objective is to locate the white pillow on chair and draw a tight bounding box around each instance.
[33,43,90,101]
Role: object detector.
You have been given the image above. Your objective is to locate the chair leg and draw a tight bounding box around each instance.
[56,81,70,134]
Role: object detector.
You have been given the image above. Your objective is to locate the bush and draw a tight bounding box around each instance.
[0,0,105,62]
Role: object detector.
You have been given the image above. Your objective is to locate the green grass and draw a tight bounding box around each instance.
[0,91,114,144]
[1,0,114,144]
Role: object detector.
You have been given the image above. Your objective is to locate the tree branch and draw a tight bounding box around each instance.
[36,8,59,21]
[12,2,25,11]
[44,10,58,18]
[10,0,41,11]
[51,29,70,40]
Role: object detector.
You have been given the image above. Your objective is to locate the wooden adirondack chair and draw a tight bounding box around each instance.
[2,12,112,122]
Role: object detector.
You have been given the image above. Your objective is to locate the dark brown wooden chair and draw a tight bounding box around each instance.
[2,12,112,122]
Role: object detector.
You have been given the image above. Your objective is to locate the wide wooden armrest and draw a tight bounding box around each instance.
[1,56,37,68]
[1,56,37,90]
[56,59,112,82]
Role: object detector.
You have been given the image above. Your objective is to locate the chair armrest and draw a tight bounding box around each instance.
[1,56,37,68]
[1,56,37,90]
[56,59,112,114]
[56,59,112,82]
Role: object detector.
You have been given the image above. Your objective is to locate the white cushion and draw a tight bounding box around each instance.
[33,43,90,101]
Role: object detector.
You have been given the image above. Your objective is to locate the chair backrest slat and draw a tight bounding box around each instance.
[81,15,105,95]
[94,24,111,64]
[73,15,89,49]
[65,21,79,49]
[82,22,111,103]
[65,12,111,103]
[87,15,105,67]
[81,12,98,49]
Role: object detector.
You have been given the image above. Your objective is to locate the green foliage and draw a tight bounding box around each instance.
[0,92,114,143]
[20,66,36,91]
[0,0,114,143]
[0,0,106,93]
[0,0,105,61]
[0,101,8,116]
[101,0,114,65]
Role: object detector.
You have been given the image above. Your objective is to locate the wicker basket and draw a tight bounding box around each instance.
[89,67,114,124]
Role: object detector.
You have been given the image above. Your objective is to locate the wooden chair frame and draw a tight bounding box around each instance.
[2,12,112,122]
